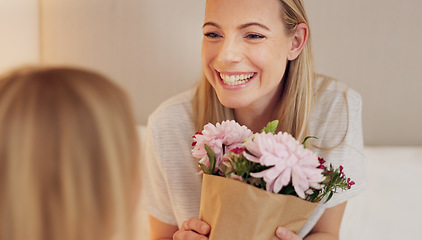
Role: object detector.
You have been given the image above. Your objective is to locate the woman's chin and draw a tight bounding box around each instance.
[216,95,250,110]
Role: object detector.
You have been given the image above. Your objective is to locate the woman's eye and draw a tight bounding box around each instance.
[204,32,221,38]
[245,33,265,39]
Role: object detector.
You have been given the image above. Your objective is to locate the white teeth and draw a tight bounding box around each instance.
[219,73,254,86]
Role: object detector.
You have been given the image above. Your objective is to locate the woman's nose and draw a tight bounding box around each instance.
[215,37,242,66]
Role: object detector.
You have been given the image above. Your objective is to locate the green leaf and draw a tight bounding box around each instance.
[261,120,279,134]
[204,144,217,174]
[302,136,318,148]
[324,191,335,203]
[199,163,210,174]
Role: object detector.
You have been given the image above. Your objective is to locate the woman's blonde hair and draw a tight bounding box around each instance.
[194,0,315,141]
[0,66,139,240]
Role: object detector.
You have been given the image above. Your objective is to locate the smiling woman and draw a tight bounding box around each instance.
[141,0,367,239]
[199,0,308,133]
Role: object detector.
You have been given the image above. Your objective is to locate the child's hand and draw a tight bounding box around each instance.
[275,227,303,240]
[173,217,210,240]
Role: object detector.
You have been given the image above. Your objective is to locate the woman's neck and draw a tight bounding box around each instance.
[234,110,271,132]
[233,95,281,133]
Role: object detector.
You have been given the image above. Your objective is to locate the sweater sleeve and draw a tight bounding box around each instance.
[319,87,367,208]
[311,84,367,208]
[141,120,178,225]
[140,89,202,227]
[299,83,368,237]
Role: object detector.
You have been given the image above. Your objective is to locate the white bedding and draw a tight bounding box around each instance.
[340,147,422,240]
[136,126,422,239]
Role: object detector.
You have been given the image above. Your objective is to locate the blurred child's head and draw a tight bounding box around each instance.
[0,66,139,240]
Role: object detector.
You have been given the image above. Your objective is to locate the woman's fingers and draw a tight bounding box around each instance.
[173,230,208,240]
[180,217,210,235]
[173,218,210,239]
[275,227,302,240]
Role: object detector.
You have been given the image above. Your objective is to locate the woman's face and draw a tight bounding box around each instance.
[201,0,295,111]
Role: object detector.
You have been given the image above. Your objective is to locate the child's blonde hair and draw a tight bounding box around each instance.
[0,66,139,240]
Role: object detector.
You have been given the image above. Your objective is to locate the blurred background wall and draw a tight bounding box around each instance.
[0,0,39,71]
[305,0,422,146]
[2,0,421,146]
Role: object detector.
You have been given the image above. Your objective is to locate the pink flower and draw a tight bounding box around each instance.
[347,178,355,189]
[230,147,244,154]
[243,132,325,199]
[318,157,326,169]
[192,120,253,173]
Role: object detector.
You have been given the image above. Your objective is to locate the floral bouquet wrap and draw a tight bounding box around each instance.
[192,120,354,239]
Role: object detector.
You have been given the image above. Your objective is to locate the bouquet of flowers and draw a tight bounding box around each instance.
[192,120,354,239]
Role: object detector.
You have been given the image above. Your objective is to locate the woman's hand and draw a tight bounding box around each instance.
[173,217,210,240]
[275,227,302,240]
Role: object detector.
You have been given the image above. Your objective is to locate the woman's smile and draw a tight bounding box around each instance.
[217,70,256,88]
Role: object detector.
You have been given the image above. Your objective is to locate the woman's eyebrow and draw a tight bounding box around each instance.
[238,22,270,31]
[202,22,220,28]
[202,22,270,31]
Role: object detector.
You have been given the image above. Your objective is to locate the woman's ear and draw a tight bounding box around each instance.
[287,23,309,61]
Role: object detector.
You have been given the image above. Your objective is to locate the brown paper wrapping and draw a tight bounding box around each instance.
[199,174,318,240]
